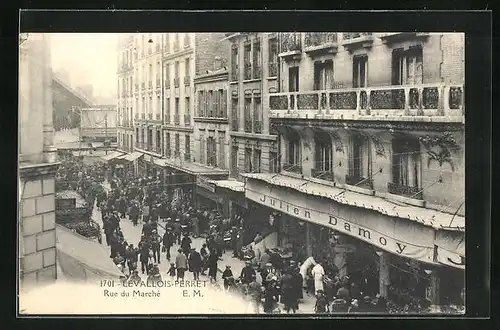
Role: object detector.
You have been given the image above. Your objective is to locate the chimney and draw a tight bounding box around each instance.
[214,56,222,70]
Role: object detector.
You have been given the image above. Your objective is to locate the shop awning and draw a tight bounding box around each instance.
[211,179,245,192]
[242,173,465,231]
[164,158,229,176]
[101,151,125,162]
[116,154,128,160]
[56,224,123,282]
[123,151,144,162]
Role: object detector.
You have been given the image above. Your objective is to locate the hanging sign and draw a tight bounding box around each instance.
[245,186,436,265]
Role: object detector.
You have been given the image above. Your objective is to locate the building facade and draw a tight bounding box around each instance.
[117,34,135,153]
[226,33,281,179]
[245,32,465,306]
[19,33,59,287]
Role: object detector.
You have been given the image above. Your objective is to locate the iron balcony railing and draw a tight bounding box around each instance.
[387,182,423,200]
[244,62,252,80]
[174,77,180,88]
[141,113,146,119]
[269,83,465,117]
[244,119,252,133]
[345,175,373,190]
[342,32,373,40]
[148,113,153,120]
[283,163,303,174]
[280,33,302,53]
[148,81,153,90]
[231,64,239,81]
[254,120,262,134]
[156,79,161,88]
[164,114,171,124]
[231,118,239,131]
[311,168,334,182]
[253,65,262,79]
[304,33,338,49]
[184,76,191,86]
[184,114,191,126]
[141,82,146,90]
[174,113,180,125]
[165,80,171,89]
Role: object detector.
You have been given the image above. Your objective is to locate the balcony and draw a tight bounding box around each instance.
[244,62,252,80]
[303,33,338,55]
[148,81,153,90]
[174,77,180,88]
[279,33,302,60]
[342,33,374,50]
[184,114,191,126]
[311,168,335,182]
[379,32,429,44]
[231,65,239,82]
[244,119,252,133]
[269,62,278,77]
[165,80,171,89]
[141,113,146,119]
[387,182,423,200]
[148,113,153,120]
[141,82,146,90]
[345,175,373,190]
[283,163,302,174]
[269,83,465,121]
[184,76,191,86]
[174,113,180,125]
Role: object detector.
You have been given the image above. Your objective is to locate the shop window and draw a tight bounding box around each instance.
[389,137,422,199]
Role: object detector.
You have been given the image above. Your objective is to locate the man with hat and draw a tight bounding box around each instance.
[150,229,161,264]
[240,260,256,285]
[231,226,239,258]
[289,260,304,302]
[188,247,202,281]
[173,218,182,245]
[261,262,273,289]
[162,228,175,261]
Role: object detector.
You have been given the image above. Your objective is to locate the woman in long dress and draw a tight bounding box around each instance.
[311,263,325,295]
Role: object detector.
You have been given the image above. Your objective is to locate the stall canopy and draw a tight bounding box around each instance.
[101,150,125,162]
[56,224,123,282]
[211,179,245,192]
[123,151,144,162]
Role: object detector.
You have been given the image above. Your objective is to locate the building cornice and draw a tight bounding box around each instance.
[19,162,60,180]
[229,131,277,141]
[163,125,195,133]
[194,71,228,83]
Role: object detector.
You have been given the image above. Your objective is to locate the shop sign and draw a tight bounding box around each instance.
[436,246,465,270]
[246,188,435,264]
[197,176,216,193]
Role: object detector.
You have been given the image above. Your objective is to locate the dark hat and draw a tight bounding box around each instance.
[226,265,231,268]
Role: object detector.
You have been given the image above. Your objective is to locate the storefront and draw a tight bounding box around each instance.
[121,151,143,176]
[211,180,247,219]
[101,150,126,179]
[243,173,465,307]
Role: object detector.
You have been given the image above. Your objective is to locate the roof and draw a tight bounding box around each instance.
[242,173,465,232]
[123,151,144,162]
[56,224,123,280]
[155,158,229,176]
[55,190,87,206]
[211,179,245,192]
[101,151,125,161]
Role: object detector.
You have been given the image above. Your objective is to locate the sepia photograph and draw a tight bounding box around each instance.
[18,31,466,315]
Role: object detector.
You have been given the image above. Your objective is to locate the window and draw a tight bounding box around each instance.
[231,97,239,130]
[253,96,262,133]
[185,97,191,125]
[347,134,372,189]
[175,61,180,79]
[207,137,217,167]
[313,60,334,90]
[268,37,278,77]
[244,97,252,133]
[253,149,261,173]
[391,138,421,193]
[199,132,205,164]
[147,129,153,150]
[221,89,227,117]
[231,146,238,177]
[174,134,180,157]
[165,97,170,123]
[175,97,180,116]
[218,133,226,169]
[244,148,252,173]
[353,55,368,88]
[269,151,278,173]
[253,39,261,79]
[156,130,161,153]
[185,58,190,78]
[287,131,301,165]
[165,34,170,53]
[198,90,205,117]
[392,47,423,85]
[231,46,239,81]
[315,133,333,172]
[289,67,299,92]
[185,135,191,161]
[165,133,171,157]
[165,63,170,88]
[149,64,153,86]
[208,91,214,117]
[244,43,252,80]
[214,90,220,117]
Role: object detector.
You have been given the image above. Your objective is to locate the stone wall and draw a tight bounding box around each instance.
[20,173,57,286]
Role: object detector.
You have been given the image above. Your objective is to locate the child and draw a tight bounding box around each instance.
[168,262,176,279]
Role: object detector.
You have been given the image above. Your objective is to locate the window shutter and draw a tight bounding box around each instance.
[222,89,227,117]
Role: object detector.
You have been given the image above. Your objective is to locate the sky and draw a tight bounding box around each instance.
[50,33,118,99]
